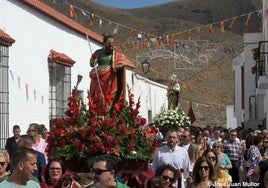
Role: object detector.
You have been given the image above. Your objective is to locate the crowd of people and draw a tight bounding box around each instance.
[2,123,268,187]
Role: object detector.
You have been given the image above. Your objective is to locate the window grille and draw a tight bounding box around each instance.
[49,62,71,120]
[0,46,9,148]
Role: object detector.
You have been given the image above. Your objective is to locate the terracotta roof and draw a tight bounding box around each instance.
[19,0,102,44]
[48,49,75,67]
[0,29,15,46]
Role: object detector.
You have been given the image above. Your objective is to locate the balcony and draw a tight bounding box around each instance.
[255,41,268,90]
[257,75,268,90]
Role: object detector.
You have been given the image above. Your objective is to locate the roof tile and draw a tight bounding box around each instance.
[0,29,15,46]
[48,49,76,67]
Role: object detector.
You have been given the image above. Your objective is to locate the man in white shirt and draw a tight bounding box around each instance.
[180,130,192,150]
[152,128,190,188]
[208,129,222,149]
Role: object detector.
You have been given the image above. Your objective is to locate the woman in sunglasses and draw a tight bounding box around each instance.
[212,141,232,174]
[152,164,178,188]
[0,149,10,181]
[202,149,230,188]
[188,156,214,188]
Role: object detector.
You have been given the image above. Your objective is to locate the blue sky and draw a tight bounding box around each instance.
[91,0,174,9]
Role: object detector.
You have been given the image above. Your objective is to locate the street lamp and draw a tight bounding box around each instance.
[76,74,83,88]
[141,60,150,74]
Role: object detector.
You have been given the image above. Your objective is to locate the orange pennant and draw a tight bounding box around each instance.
[89,14,94,25]
[197,27,202,37]
[69,4,75,18]
[187,30,192,40]
[220,21,224,33]
[128,28,134,35]
[229,17,237,28]
[245,12,252,25]
[170,33,175,45]
[208,24,215,33]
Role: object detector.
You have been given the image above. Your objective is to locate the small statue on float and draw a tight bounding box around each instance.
[167,74,180,110]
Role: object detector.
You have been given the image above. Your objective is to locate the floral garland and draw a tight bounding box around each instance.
[46,86,158,161]
[153,106,191,129]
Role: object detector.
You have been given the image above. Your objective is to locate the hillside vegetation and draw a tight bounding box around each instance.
[41,0,262,127]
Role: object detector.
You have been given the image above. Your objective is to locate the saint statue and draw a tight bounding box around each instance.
[89,34,127,111]
[167,79,180,110]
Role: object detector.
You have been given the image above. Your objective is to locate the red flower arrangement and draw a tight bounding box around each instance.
[46,86,158,161]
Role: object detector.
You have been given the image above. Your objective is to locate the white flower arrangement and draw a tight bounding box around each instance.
[153,106,191,129]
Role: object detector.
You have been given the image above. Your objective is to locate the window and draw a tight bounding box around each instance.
[0,46,9,148]
[48,49,75,120]
[49,63,71,119]
[0,30,15,148]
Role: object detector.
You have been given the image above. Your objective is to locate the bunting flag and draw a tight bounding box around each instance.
[81,10,89,19]
[158,37,163,46]
[34,90,36,101]
[208,24,215,33]
[170,33,175,45]
[25,83,29,101]
[245,12,252,25]
[170,32,181,45]
[9,70,14,80]
[113,25,119,34]
[149,36,156,43]
[69,4,75,18]
[165,35,169,44]
[197,27,202,37]
[18,77,21,89]
[128,28,134,35]
[229,17,237,28]
[89,14,94,25]
[220,21,225,33]
[99,18,103,29]
[187,101,196,124]
[186,29,192,40]
[137,33,142,41]
[263,8,268,21]
[147,40,151,47]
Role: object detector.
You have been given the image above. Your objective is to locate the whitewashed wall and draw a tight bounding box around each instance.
[232,52,244,127]
[126,72,168,122]
[243,32,262,122]
[1,0,168,136]
[226,105,237,129]
[262,0,268,128]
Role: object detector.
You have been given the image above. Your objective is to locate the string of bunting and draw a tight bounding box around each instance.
[54,0,262,49]
[52,0,255,109]
[9,69,45,104]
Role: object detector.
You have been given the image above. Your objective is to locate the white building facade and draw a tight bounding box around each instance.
[0,0,168,147]
[232,0,268,129]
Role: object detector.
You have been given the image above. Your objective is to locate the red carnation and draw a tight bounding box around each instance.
[140,118,147,125]
[92,53,98,59]
[128,144,135,151]
[59,138,66,146]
